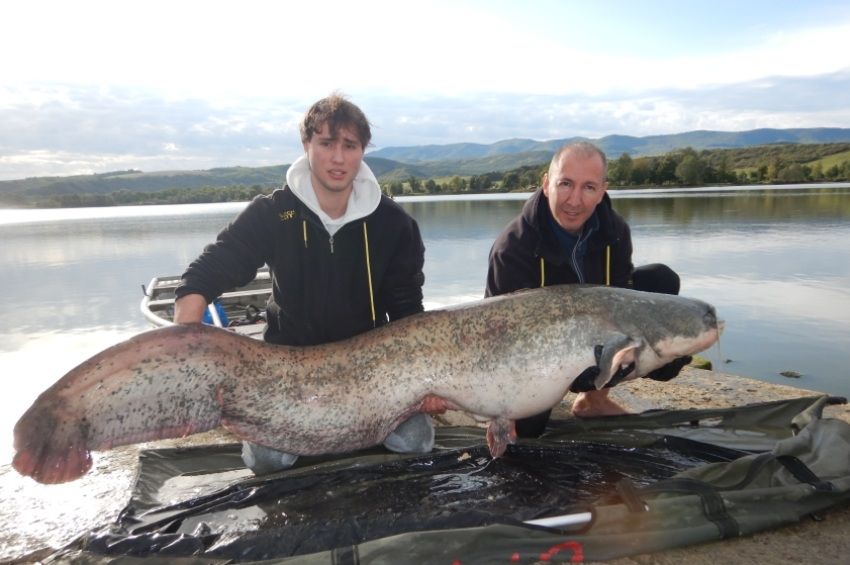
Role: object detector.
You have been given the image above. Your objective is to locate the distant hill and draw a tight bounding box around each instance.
[0,165,289,197]
[0,158,426,198]
[363,157,429,180]
[368,150,556,181]
[403,150,555,179]
[3,127,850,198]
[370,138,567,162]
[370,127,850,162]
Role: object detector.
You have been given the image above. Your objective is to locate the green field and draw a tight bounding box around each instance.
[810,149,850,168]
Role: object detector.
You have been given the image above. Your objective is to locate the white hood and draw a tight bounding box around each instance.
[286,154,382,236]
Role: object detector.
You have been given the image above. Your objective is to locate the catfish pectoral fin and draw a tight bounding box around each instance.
[595,336,642,389]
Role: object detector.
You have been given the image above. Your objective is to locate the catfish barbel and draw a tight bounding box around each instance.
[13,285,722,484]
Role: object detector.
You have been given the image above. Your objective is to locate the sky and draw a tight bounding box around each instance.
[1,0,850,181]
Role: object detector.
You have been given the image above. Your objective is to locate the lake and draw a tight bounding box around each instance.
[2,184,849,465]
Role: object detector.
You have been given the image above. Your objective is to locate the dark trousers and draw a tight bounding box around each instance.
[514,264,680,438]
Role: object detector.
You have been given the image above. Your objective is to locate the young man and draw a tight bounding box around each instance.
[486,141,689,436]
[174,94,433,473]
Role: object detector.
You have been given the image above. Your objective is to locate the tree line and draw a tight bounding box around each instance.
[1,184,274,208]
[608,144,850,186]
[381,143,850,195]
[380,164,545,196]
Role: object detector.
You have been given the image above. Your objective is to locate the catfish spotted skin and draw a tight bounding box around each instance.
[13,285,722,484]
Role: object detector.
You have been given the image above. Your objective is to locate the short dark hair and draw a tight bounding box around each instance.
[300,93,372,148]
[550,141,608,179]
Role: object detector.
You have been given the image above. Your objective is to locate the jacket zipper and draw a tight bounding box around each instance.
[571,228,591,284]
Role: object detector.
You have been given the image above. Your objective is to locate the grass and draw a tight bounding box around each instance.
[808,149,850,169]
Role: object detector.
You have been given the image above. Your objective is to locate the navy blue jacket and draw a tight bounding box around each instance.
[486,188,633,296]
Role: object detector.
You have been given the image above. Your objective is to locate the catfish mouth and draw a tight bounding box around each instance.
[703,306,723,334]
[696,320,724,353]
[703,305,725,350]
[685,315,725,356]
[688,304,724,352]
[649,306,724,363]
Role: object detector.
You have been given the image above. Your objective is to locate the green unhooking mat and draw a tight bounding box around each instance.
[47,395,850,564]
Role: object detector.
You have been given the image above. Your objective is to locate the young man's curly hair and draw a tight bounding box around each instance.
[300,93,372,149]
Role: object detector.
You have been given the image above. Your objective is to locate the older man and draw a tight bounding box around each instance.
[486,141,688,436]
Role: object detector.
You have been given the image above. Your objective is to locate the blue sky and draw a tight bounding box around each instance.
[1,0,849,180]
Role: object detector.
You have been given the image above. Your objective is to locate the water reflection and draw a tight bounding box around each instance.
[614,186,850,224]
[401,199,522,303]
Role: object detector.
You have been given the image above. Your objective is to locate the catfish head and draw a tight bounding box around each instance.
[591,289,723,389]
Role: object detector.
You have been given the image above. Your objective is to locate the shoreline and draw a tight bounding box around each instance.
[3,181,849,212]
[2,368,849,564]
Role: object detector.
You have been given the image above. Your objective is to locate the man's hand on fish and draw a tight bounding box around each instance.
[643,356,693,382]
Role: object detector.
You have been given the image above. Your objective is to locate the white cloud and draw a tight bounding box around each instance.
[6,2,848,97]
[3,70,850,180]
[2,2,850,179]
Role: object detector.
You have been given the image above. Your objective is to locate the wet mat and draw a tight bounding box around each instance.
[83,428,741,560]
[55,396,850,564]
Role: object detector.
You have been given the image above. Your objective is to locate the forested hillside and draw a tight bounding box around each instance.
[384,143,850,195]
[606,143,850,187]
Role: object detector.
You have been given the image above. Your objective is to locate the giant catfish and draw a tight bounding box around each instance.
[13,285,723,484]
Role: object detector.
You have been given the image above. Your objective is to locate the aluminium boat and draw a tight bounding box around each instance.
[140,267,271,339]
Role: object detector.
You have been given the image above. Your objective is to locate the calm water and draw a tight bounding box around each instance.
[2,185,850,465]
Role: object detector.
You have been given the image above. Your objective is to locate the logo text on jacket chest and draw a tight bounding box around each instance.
[279,210,296,221]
